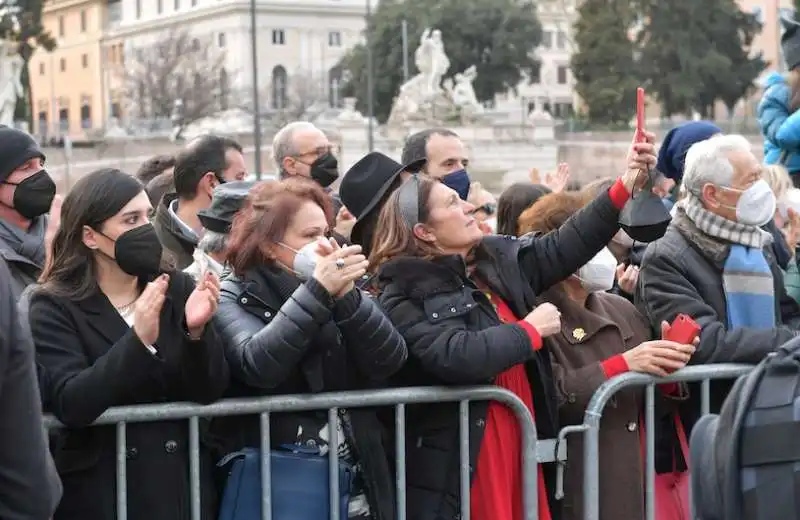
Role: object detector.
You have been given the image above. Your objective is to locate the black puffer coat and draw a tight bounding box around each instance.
[211,264,407,520]
[377,188,626,520]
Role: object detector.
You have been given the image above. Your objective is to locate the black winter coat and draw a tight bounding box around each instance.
[30,271,229,520]
[377,188,626,520]
[211,264,407,520]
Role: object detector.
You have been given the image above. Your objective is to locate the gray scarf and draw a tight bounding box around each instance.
[677,194,772,249]
[0,216,47,266]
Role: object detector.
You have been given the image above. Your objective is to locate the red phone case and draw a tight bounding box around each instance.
[635,87,646,143]
[666,314,701,344]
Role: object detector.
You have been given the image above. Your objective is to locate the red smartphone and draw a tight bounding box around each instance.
[665,314,701,345]
[635,87,646,143]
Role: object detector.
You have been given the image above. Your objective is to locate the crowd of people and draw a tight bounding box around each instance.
[3,86,800,519]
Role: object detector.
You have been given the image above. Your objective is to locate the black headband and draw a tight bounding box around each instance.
[397,174,420,227]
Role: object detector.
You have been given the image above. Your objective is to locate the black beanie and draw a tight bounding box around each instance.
[782,15,800,71]
[0,126,45,183]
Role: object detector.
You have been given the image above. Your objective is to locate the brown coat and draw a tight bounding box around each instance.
[543,286,651,520]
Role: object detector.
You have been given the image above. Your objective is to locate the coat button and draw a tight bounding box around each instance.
[126,447,138,460]
[476,418,485,427]
[432,312,439,318]
[164,440,178,453]
[450,307,457,313]
[241,297,248,304]
[567,393,577,404]
[627,422,637,432]
[264,311,272,318]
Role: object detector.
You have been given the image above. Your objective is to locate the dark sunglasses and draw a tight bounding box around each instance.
[472,203,496,216]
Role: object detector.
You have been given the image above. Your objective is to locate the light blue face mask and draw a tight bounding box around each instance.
[441,169,471,200]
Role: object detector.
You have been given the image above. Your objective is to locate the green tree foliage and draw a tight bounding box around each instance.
[570,0,641,125]
[338,0,541,123]
[0,0,56,123]
[636,0,765,118]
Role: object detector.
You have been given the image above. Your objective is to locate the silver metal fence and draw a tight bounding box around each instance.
[554,363,755,520]
[44,386,566,520]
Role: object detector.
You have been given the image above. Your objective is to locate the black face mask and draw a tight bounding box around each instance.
[103,223,164,277]
[618,171,672,243]
[3,169,56,219]
[309,153,339,188]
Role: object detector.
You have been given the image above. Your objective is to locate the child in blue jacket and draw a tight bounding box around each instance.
[758,15,800,184]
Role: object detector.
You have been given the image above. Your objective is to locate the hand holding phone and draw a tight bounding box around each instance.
[665,314,701,345]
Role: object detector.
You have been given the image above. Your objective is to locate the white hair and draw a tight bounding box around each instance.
[198,231,228,255]
[271,121,319,175]
[682,134,753,195]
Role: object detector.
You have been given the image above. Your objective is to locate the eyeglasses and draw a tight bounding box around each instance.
[471,203,496,216]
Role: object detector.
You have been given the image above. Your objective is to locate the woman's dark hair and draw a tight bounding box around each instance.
[368,174,442,272]
[39,168,155,299]
[496,183,552,236]
[227,177,333,276]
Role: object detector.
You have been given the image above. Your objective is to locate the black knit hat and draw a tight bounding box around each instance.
[0,126,45,182]
[782,14,800,71]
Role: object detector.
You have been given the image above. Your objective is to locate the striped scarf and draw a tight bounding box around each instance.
[680,195,776,329]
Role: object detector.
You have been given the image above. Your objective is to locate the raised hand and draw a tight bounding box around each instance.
[615,263,639,295]
[133,274,169,346]
[333,206,357,240]
[185,271,221,339]
[621,130,657,192]
[544,163,571,193]
[313,240,367,297]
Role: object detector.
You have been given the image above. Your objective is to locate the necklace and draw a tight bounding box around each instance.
[115,297,138,315]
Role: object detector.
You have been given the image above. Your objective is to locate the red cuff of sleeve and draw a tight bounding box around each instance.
[516,320,543,351]
[601,354,629,378]
[608,178,631,209]
[660,383,680,395]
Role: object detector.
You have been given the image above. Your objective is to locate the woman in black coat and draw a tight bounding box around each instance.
[30,169,229,520]
[212,177,407,520]
[368,136,657,520]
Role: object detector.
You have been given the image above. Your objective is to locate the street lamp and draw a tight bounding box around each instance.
[366,0,374,151]
[250,0,263,178]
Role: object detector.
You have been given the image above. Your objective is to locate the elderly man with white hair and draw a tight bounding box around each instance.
[271,121,356,238]
[637,134,800,421]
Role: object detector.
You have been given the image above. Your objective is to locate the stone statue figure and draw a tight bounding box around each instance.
[446,65,483,121]
[0,39,24,127]
[388,28,453,125]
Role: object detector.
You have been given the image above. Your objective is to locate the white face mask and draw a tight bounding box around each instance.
[485,216,497,234]
[728,180,777,227]
[279,241,319,280]
[576,247,617,293]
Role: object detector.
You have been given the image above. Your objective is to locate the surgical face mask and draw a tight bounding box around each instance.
[441,169,471,200]
[2,169,56,219]
[279,241,319,280]
[575,247,617,293]
[723,180,777,227]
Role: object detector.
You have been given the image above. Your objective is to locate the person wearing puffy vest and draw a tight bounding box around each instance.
[757,15,800,184]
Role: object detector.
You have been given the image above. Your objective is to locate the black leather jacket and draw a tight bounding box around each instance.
[211,265,407,520]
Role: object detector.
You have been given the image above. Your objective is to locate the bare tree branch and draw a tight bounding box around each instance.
[124,28,231,130]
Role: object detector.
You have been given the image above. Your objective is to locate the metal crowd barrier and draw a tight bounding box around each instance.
[554,363,755,520]
[44,386,566,520]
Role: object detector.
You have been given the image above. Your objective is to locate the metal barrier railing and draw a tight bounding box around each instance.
[554,363,755,520]
[44,385,566,520]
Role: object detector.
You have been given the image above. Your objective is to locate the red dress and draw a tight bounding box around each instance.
[470,289,553,520]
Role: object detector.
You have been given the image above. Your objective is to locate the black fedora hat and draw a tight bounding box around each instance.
[340,151,426,242]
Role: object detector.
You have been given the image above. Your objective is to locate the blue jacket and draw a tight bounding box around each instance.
[757,71,800,174]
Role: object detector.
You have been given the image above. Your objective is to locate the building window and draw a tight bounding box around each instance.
[136,0,141,18]
[59,106,69,133]
[82,54,88,68]
[80,10,87,32]
[272,29,285,45]
[81,98,92,129]
[157,0,163,13]
[328,66,342,108]
[37,110,48,137]
[39,62,45,75]
[218,33,226,47]
[530,67,541,84]
[328,31,341,47]
[192,38,200,51]
[191,0,197,6]
[60,58,66,72]
[271,65,287,109]
[219,68,228,110]
[111,102,121,119]
[557,65,568,84]
[58,16,64,37]
[174,0,179,9]
[556,30,567,49]
[541,30,552,49]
